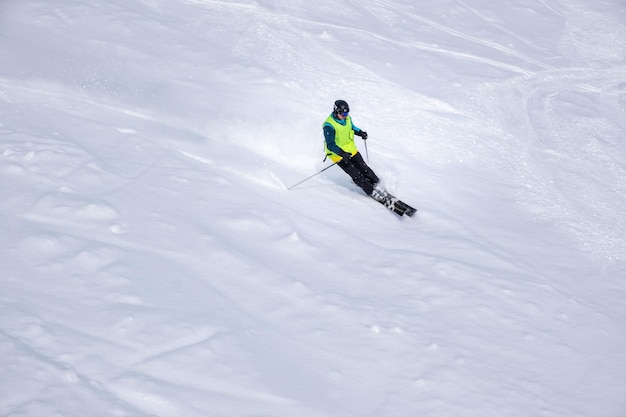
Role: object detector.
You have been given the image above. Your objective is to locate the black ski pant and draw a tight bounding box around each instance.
[337,152,379,195]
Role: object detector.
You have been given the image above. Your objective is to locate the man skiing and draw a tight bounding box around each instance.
[321,99,417,216]
[323,99,380,196]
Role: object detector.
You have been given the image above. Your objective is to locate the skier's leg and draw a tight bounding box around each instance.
[351,152,379,187]
[338,158,375,195]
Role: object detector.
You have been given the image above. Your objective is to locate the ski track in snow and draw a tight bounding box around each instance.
[2,1,626,417]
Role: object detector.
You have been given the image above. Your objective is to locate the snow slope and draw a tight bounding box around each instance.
[1,0,626,416]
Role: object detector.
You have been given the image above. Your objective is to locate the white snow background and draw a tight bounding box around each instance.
[1,0,626,416]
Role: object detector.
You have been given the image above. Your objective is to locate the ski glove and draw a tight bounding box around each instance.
[340,151,352,160]
[356,130,368,140]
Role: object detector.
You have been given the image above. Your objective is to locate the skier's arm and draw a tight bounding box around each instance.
[352,123,367,139]
[323,123,345,155]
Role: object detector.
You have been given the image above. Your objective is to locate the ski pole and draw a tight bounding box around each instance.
[287,162,338,190]
[364,139,370,162]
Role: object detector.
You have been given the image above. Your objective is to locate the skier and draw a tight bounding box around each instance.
[323,99,381,197]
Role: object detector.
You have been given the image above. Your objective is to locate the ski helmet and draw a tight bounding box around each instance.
[333,100,350,115]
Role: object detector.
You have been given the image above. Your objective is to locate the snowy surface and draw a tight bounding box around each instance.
[2,0,626,416]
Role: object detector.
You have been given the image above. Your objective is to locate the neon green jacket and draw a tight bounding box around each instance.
[323,114,360,162]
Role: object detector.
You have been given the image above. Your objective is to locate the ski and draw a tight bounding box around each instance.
[370,188,417,217]
[394,199,417,217]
